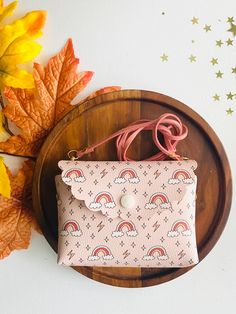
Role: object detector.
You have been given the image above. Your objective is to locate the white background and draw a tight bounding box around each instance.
[0,1,236,313]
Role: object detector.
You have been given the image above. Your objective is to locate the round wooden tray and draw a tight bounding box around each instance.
[33,90,232,288]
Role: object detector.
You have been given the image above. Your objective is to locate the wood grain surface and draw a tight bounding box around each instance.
[32,90,232,288]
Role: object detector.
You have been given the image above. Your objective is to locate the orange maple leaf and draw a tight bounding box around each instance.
[0,39,94,156]
[0,160,37,259]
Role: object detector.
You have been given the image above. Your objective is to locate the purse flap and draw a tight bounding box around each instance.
[58,160,197,219]
[58,160,197,220]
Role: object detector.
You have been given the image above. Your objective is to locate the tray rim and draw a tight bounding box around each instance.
[32,89,232,287]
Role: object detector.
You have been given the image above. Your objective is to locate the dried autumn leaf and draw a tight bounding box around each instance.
[0,160,36,259]
[0,88,49,156]
[33,38,94,123]
[0,10,46,88]
[0,39,94,156]
[0,1,17,23]
[0,156,10,198]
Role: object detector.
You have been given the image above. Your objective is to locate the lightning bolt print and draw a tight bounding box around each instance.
[67,250,75,260]
[154,170,161,179]
[178,250,186,260]
[97,221,105,232]
[100,168,108,178]
[122,250,130,259]
[69,195,75,205]
[152,221,160,232]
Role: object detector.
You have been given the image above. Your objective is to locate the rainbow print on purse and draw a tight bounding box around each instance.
[55,114,198,267]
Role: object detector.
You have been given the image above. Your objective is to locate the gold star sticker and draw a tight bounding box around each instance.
[213,94,220,101]
[228,22,236,36]
[191,17,199,24]
[160,53,168,62]
[226,108,234,115]
[226,92,235,100]
[226,38,234,46]
[204,24,211,32]
[216,70,223,78]
[232,67,236,74]
[210,58,218,66]
[216,40,224,47]
[227,17,235,23]
[189,55,196,63]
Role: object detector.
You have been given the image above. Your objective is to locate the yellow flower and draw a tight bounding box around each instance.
[0,110,9,141]
[0,156,11,198]
[0,110,10,198]
[0,5,46,89]
[0,1,17,23]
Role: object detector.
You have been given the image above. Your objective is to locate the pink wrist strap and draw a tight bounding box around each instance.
[68,113,188,161]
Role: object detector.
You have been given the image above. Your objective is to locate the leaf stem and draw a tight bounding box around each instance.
[0,151,36,160]
[0,92,14,136]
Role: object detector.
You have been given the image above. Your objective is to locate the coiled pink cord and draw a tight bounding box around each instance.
[69,113,188,161]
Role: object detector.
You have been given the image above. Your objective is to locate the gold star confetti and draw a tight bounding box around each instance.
[228,23,236,36]
[226,92,235,100]
[216,70,223,78]
[227,17,235,23]
[216,40,224,47]
[211,58,218,66]
[191,17,199,24]
[213,94,220,101]
[226,38,234,46]
[226,108,234,115]
[232,67,236,74]
[204,24,211,32]
[160,53,168,62]
[189,55,196,63]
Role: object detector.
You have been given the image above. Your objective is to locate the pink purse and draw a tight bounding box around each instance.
[55,114,198,267]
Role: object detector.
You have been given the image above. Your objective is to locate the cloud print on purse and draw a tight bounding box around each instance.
[56,113,199,267]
